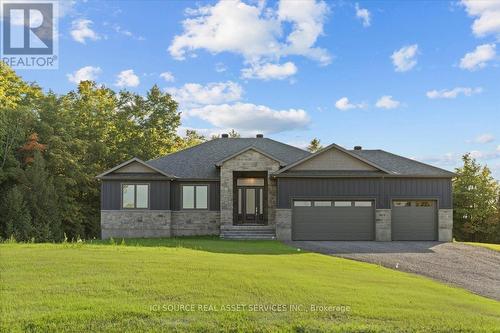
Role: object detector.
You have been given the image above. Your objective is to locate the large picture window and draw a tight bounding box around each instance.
[182,185,208,209]
[122,184,149,209]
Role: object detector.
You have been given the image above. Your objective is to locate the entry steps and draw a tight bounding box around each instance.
[220,225,276,240]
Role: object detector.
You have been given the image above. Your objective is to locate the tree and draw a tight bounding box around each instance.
[0,185,31,240]
[228,129,240,138]
[0,65,185,241]
[453,154,499,241]
[21,152,62,242]
[307,138,323,153]
[176,130,205,150]
[0,62,42,109]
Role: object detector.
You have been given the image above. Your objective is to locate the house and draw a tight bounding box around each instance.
[97,134,454,241]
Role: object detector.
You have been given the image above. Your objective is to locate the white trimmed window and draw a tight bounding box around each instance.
[182,185,208,209]
[122,184,149,209]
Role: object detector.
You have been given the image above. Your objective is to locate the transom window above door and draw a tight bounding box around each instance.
[236,178,265,186]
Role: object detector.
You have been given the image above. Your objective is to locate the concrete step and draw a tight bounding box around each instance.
[221,234,276,240]
[220,225,276,240]
[221,230,274,234]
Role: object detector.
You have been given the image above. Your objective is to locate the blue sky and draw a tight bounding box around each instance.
[12,0,500,178]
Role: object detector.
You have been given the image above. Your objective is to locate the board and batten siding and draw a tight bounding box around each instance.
[277,177,452,209]
[101,180,170,210]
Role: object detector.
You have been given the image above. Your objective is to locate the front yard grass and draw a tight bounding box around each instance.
[1,238,499,332]
[462,241,500,252]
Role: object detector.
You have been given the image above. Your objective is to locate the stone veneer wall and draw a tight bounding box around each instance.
[171,211,220,236]
[275,209,292,241]
[101,210,171,239]
[101,210,221,238]
[438,209,453,242]
[220,149,281,227]
[375,209,391,241]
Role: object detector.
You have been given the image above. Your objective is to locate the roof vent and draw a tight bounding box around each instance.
[221,133,229,138]
[256,134,264,138]
[354,146,362,150]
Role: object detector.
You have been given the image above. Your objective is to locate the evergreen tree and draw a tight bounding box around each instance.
[0,185,31,240]
[228,129,240,138]
[453,154,499,241]
[307,138,323,153]
[21,152,62,242]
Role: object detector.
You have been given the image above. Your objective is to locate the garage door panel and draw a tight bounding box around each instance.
[292,201,374,241]
[392,201,437,241]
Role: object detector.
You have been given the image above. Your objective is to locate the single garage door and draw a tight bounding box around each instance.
[392,200,437,241]
[292,200,374,241]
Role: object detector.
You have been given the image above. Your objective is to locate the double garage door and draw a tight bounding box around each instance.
[292,200,375,241]
[292,199,437,241]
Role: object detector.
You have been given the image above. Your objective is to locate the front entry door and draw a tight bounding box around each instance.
[237,187,264,224]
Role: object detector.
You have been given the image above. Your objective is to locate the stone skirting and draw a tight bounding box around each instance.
[101,210,171,239]
[171,211,220,236]
[375,209,391,241]
[275,209,292,241]
[438,209,453,242]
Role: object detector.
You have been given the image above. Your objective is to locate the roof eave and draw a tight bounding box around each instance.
[272,173,455,178]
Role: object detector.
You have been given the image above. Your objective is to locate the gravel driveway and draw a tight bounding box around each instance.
[290,241,500,300]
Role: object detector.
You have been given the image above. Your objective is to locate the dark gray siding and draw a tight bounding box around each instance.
[277,178,452,209]
[170,181,220,211]
[101,180,170,210]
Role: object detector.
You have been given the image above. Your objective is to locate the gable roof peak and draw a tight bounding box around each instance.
[274,142,392,175]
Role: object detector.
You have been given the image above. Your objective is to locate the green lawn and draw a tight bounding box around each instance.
[462,242,500,252]
[1,238,499,332]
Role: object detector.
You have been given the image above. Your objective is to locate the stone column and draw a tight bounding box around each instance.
[375,209,391,241]
[276,209,292,241]
[438,209,453,242]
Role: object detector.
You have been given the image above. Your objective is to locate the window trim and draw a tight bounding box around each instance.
[121,183,150,210]
[181,184,209,210]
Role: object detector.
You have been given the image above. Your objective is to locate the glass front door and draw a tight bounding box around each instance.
[237,187,264,224]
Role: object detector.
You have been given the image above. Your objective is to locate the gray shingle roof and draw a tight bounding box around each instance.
[146,139,454,179]
[147,138,310,179]
[349,150,455,177]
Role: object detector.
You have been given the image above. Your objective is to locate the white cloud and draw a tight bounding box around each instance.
[67,66,101,84]
[468,150,500,160]
[115,69,140,88]
[168,0,330,66]
[70,19,100,44]
[112,24,145,41]
[166,81,243,106]
[461,0,500,38]
[426,87,482,99]
[160,72,175,82]
[391,44,418,72]
[277,0,331,64]
[215,62,227,73]
[355,3,371,27]
[241,62,297,80]
[459,43,496,70]
[185,102,310,134]
[497,145,500,152]
[375,95,401,109]
[335,97,366,111]
[473,133,495,144]
[420,152,461,166]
